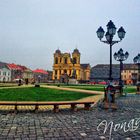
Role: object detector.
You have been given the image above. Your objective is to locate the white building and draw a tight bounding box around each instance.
[0,62,11,82]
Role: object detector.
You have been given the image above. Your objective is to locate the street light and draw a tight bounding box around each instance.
[133,53,140,85]
[96,20,126,81]
[114,48,129,89]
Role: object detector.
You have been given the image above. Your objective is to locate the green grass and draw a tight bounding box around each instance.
[0,87,95,101]
[123,86,137,93]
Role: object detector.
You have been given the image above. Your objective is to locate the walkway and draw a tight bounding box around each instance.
[0,94,139,139]
[41,85,103,94]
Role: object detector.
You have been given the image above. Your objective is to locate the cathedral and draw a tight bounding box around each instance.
[52,49,90,83]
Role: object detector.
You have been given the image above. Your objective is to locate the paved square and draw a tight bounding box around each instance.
[0,95,140,140]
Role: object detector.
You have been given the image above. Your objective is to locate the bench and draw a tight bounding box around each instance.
[0,101,94,113]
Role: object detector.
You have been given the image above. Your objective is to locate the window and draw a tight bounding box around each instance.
[64,58,67,64]
[64,70,67,74]
[55,57,58,64]
[55,70,57,75]
[69,70,71,76]
[3,72,6,76]
[73,58,77,64]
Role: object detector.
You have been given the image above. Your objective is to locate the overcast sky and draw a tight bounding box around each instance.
[0,0,139,70]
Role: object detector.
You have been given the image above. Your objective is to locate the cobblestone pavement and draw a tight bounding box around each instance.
[0,95,139,140]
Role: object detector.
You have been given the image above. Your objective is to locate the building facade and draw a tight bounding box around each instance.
[7,63,23,81]
[90,64,120,81]
[122,64,138,85]
[47,71,53,81]
[18,65,33,83]
[52,49,90,82]
[0,62,11,82]
[80,64,91,81]
[33,69,48,83]
[91,63,138,85]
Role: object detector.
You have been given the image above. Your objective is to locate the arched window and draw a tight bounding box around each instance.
[64,58,67,64]
[55,57,58,64]
[73,57,77,64]
[64,70,67,74]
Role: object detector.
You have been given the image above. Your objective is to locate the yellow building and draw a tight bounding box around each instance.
[122,64,138,85]
[52,49,90,82]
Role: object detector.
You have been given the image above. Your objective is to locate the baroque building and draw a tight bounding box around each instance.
[52,49,90,82]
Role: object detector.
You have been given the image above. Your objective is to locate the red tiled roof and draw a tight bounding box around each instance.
[33,69,48,74]
[17,65,33,72]
[17,65,28,71]
[7,63,22,70]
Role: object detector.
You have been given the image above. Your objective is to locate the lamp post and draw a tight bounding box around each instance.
[114,48,129,93]
[133,54,140,85]
[96,20,126,81]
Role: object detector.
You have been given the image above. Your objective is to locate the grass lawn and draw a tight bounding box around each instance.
[123,86,137,93]
[0,87,95,101]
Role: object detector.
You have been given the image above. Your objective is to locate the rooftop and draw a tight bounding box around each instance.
[33,69,48,74]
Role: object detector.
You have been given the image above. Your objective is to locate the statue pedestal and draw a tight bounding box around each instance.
[69,78,78,84]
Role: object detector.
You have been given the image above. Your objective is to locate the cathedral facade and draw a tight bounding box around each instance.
[52,49,90,82]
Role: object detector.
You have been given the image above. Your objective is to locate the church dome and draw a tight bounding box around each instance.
[73,48,80,54]
[55,49,61,54]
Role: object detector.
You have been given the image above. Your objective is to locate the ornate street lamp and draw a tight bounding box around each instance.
[96,20,126,81]
[133,53,140,85]
[114,48,129,91]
